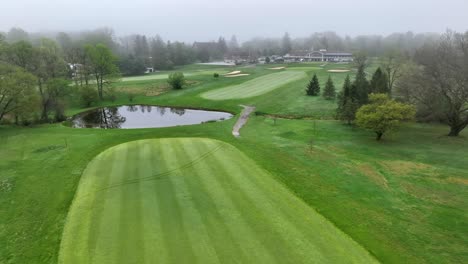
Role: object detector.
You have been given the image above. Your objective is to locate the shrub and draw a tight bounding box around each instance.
[213,73,219,78]
[167,72,186,89]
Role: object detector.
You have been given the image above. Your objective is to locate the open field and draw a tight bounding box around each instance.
[59,138,377,264]
[201,71,306,100]
[1,63,467,263]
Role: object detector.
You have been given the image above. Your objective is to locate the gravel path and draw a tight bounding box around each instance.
[232,105,256,137]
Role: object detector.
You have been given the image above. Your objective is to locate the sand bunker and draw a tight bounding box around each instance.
[327,69,351,73]
[224,71,242,76]
[225,74,250,78]
[268,67,286,70]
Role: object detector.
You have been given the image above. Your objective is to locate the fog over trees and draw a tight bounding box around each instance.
[1,26,467,135]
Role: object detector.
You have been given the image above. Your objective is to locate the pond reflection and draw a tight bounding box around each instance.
[71,105,232,129]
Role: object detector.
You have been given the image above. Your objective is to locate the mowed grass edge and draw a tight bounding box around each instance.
[59,138,378,264]
[201,71,306,100]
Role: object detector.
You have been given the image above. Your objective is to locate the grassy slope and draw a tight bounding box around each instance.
[238,117,468,263]
[201,71,306,100]
[59,138,377,264]
[1,63,467,263]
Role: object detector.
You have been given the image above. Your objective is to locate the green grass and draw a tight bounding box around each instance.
[121,69,228,82]
[59,138,377,264]
[1,62,467,263]
[201,71,306,100]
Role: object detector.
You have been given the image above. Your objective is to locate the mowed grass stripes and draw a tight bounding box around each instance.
[201,71,306,100]
[59,138,377,264]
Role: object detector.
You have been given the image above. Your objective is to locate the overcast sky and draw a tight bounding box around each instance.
[1,0,467,42]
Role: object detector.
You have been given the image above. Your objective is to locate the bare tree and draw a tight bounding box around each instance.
[381,51,405,93]
[399,30,468,136]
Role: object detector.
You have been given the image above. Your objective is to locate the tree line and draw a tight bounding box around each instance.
[304,30,468,138]
[0,33,121,124]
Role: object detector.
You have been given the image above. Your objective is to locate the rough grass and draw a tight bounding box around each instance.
[201,71,306,100]
[59,138,377,264]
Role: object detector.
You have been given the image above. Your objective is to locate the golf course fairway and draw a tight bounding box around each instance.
[59,138,377,264]
[201,71,306,100]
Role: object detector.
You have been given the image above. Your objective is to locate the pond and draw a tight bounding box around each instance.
[70,105,233,129]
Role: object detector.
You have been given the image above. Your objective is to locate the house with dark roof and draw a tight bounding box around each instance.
[284,49,353,62]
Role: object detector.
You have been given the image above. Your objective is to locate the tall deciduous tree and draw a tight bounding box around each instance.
[306,73,320,96]
[381,51,404,93]
[398,30,468,136]
[5,41,35,70]
[356,93,415,140]
[0,63,38,123]
[85,43,120,99]
[35,39,68,121]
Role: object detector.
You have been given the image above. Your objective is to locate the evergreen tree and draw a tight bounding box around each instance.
[306,73,320,96]
[281,32,292,55]
[217,37,228,56]
[370,67,389,94]
[150,35,169,70]
[353,65,369,105]
[337,75,358,124]
[350,52,370,105]
[322,75,336,100]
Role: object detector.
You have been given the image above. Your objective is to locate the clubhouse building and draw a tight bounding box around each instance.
[284,49,353,62]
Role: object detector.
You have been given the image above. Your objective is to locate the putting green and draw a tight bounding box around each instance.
[201,71,306,100]
[59,138,377,264]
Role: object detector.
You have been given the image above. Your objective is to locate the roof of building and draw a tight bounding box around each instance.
[285,50,353,58]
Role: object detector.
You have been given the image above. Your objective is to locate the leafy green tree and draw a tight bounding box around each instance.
[265,56,271,63]
[35,39,68,121]
[5,41,35,70]
[370,67,389,94]
[0,63,38,123]
[322,75,336,100]
[79,85,99,107]
[306,73,320,96]
[356,93,415,140]
[43,78,71,121]
[85,43,120,99]
[167,72,185,90]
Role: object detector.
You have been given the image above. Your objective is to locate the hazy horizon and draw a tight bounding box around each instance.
[1,0,467,42]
